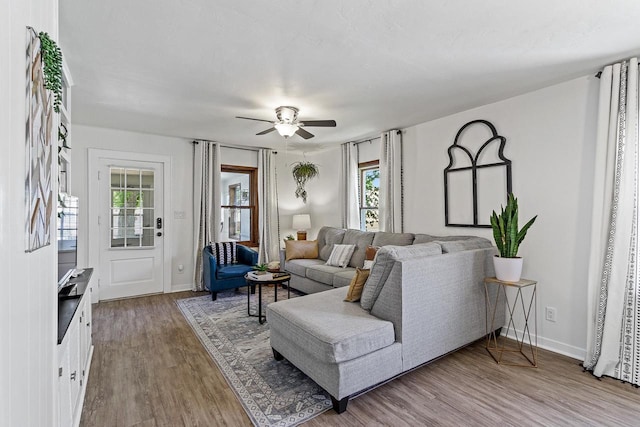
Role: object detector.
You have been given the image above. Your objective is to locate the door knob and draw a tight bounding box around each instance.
[156,232,162,237]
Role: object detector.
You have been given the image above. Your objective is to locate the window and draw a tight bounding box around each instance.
[109,167,155,248]
[221,165,258,246]
[359,160,380,231]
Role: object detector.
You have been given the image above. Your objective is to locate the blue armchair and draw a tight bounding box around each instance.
[203,244,258,300]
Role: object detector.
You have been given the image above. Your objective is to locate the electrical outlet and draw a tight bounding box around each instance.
[545,307,557,322]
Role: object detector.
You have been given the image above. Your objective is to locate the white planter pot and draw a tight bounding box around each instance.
[493,256,523,282]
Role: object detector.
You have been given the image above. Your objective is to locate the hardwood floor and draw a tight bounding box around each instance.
[81,291,640,427]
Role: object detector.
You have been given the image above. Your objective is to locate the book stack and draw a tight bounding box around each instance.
[247,271,273,281]
[247,271,290,281]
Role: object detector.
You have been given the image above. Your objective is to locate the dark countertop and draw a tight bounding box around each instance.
[57,268,93,344]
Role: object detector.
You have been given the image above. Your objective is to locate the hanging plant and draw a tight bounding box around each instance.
[292,161,319,203]
[38,31,63,113]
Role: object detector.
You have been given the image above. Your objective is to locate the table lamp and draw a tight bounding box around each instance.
[292,214,311,240]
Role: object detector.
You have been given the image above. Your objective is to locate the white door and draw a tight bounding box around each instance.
[97,160,164,300]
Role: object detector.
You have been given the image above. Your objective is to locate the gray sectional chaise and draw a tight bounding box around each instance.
[269,226,505,413]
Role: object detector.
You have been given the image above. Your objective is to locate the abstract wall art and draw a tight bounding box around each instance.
[25,27,54,252]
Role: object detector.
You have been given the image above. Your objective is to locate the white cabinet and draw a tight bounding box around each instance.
[58,287,93,427]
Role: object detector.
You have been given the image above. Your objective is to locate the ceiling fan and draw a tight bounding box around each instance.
[236,106,337,139]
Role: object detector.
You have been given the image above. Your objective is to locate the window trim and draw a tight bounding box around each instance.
[221,165,259,247]
[359,160,380,231]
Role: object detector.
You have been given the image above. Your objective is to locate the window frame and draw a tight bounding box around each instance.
[359,160,380,232]
[221,165,259,247]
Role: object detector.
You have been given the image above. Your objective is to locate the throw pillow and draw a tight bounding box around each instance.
[363,260,375,270]
[213,241,237,265]
[285,240,319,261]
[344,268,370,302]
[365,245,381,261]
[326,244,356,268]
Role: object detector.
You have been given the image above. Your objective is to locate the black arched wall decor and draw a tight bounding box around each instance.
[444,120,512,228]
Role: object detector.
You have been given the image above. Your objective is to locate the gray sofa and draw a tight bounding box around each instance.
[268,229,504,413]
[281,226,492,294]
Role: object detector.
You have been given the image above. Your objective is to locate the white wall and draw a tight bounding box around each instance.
[290,76,598,359]
[276,148,342,242]
[1,0,59,425]
[71,125,196,293]
[402,75,599,358]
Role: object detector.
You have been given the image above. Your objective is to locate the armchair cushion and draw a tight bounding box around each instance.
[217,263,255,280]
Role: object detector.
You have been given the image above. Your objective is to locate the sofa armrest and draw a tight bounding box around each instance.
[237,244,258,266]
[203,247,218,287]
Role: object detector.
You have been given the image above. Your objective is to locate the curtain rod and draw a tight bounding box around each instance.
[191,140,275,153]
[350,129,402,145]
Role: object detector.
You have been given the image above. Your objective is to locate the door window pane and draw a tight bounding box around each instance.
[110,167,154,248]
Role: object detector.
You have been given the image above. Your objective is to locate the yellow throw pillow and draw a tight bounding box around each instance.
[344,268,370,302]
[285,240,319,261]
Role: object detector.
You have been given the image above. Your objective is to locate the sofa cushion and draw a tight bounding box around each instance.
[285,258,326,277]
[360,242,442,311]
[438,237,493,253]
[412,234,436,244]
[372,232,415,247]
[215,263,254,280]
[267,287,396,363]
[333,270,357,288]
[285,240,319,261]
[413,234,482,244]
[326,244,356,268]
[307,264,356,285]
[342,229,375,268]
[344,268,370,302]
[317,227,346,261]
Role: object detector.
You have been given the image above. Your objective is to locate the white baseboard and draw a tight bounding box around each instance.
[170,283,194,293]
[503,329,585,361]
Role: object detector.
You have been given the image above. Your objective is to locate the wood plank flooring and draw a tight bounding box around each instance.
[81,291,640,427]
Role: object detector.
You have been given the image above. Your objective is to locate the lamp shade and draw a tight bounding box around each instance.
[275,123,298,137]
[292,214,311,230]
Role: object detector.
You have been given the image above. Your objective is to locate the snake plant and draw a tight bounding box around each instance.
[490,193,537,258]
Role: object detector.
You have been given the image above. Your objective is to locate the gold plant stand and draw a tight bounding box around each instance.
[484,277,538,368]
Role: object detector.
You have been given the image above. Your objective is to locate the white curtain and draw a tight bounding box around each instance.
[340,142,360,229]
[379,130,403,232]
[258,149,280,264]
[584,58,640,386]
[192,141,221,291]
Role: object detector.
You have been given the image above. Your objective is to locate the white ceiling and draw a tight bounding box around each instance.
[60,0,640,151]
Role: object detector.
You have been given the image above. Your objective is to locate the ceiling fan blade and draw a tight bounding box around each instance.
[295,127,314,139]
[256,127,276,135]
[236,116,274,124]
[298,120,336,127]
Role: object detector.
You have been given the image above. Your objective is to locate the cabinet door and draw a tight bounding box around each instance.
[80,296,93,376]
[79,302,88,381]
[68,316,81,415]
[58,342,72,427]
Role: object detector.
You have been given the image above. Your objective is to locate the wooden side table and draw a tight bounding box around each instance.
[484,277,538,367]
[245,272,292,324]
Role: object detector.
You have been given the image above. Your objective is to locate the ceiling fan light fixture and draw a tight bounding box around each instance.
[275,122,298,137]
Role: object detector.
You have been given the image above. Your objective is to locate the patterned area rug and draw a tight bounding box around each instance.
[176,288,331,426]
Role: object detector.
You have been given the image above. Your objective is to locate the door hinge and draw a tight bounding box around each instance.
[98,279,101,288]
[98,215,101,226]
[97,170,100,180]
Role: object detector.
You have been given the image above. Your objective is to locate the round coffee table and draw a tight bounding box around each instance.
[244,272,292,324]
